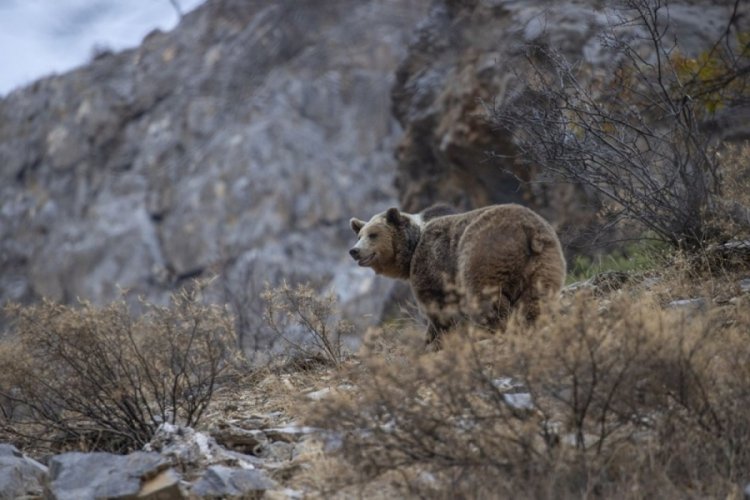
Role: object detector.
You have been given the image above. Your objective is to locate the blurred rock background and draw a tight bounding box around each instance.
[1,0,747,351]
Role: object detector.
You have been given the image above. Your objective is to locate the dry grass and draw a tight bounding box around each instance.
[299,262,750,498]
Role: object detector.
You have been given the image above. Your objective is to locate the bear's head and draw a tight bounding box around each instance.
[349,207,422,280]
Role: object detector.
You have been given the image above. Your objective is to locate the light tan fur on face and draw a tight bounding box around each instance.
[350,216,397,275]
[349,209,422,280]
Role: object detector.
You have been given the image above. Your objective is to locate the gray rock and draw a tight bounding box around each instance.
[739,278,750,294]
[190,465,277,497]
[259,441,295,462]
[264,488,304,500]
[491,377,525,392]
[136,469,185,500]
[0,444,19,457]
[667,298,708,311]
[329,265,395,333]
[503,392,534,411]
[0,443,47,500]
[46,451,170,500]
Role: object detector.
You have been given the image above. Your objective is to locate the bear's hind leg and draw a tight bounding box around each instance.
[515,287,542,324]
[425,317,456,348]
[464,287,513,333]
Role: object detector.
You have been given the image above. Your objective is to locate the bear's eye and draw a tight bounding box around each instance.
[368,233,378,240]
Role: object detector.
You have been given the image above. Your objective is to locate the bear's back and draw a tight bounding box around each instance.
[410,206,503,294]
[410,203,565,304]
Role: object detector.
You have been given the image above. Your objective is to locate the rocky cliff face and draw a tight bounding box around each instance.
[0,0,430,339]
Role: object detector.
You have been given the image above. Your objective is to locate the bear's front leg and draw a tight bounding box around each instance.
[413,283,461,350]
[425,317,453,350]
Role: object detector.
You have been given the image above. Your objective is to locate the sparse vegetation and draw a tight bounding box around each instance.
[218,254,282,356]
[262,282,351,368]
[0,281,239,453]
[1,237,748,498]
[492,0,750,249]
[0,2,748,498]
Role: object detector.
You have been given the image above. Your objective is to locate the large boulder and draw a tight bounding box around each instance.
[45,451,176,500]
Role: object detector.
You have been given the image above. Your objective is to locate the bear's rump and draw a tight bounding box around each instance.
[456,215,557,322]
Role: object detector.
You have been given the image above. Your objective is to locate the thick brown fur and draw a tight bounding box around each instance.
[349,204,566,346]
[419,203,459,222]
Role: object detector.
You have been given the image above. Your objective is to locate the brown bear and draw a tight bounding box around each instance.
[349,204,566,345]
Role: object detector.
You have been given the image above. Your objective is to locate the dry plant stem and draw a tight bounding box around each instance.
[219,254,281,353]
[262,282,347,368]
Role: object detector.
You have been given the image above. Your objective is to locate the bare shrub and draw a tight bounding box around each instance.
[492,0,750,249]
[307,292,750,498]
[0,281,239,453]
[218,253,280,354]
[262,282,351,368]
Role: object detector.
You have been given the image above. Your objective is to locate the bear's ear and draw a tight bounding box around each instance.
[350,218,365,234]
[385,207,404,226]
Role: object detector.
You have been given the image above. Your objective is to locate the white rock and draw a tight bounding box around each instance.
[503,392,534,410]
[667,298,707,310]
[306,387,332,401]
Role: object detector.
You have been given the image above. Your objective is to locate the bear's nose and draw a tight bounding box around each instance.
[349,248,360,260]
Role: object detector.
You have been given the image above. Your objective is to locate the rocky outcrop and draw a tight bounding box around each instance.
[0,0,430,337]
[0,414,323,498]
[191,465,276,498]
